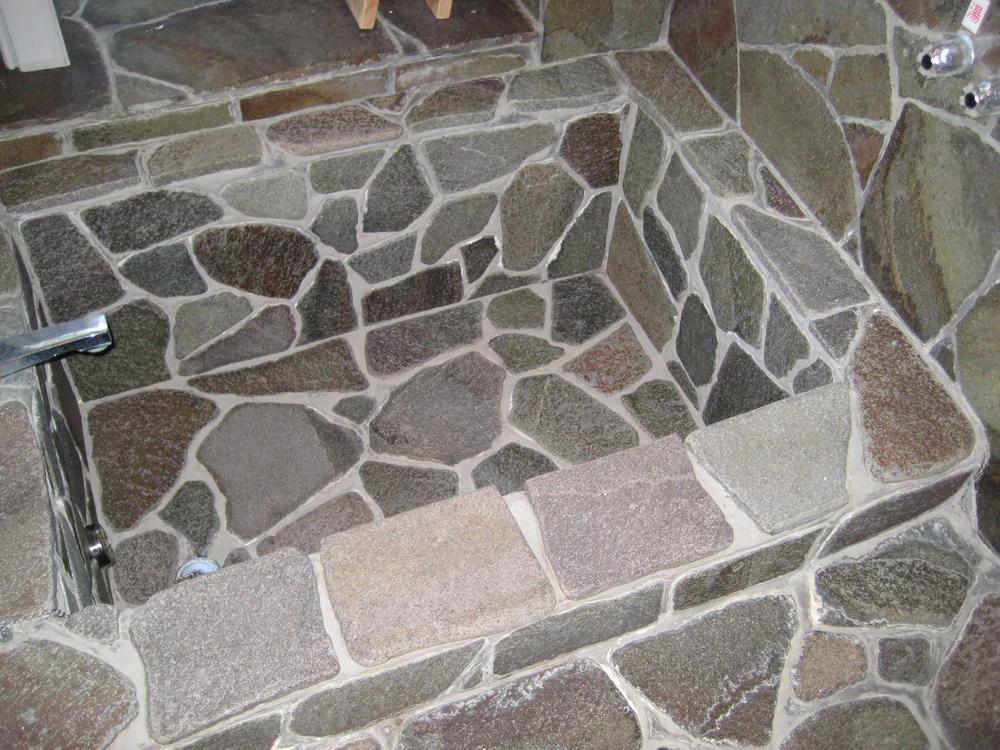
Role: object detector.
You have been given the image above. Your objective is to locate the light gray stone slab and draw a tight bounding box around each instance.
[222,170,308,220]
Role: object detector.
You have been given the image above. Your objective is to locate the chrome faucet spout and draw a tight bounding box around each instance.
[0,313,111,378]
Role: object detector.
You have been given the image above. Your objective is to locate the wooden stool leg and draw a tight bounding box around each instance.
[425,0,453,19]
[345,0,378,29]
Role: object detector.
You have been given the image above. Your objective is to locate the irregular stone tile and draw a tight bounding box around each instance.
[221,171,308,220]
[487,289,544,330]
[830,54,891,120]
[700,216,765,345]
[334,395,376,423]
[734,206,868,315]
[0,132,61,171]
[669,361,698,405]
[793,48,833,83]
[312,196,359,254]
[642,208,687,300]
[957,285,1000,453]
[369,352,503,465]
[616,50,723,134]
[115,74,187,109]
[668,0,738,117]
[560,112,622,188]
[0,19,110,129]
[406,77,504,132]
[613,595,795,745]
[379,0,533,52]
[366,303,482,376]
[148,126,261,186]
[673,531,820,610]
[508,57,620,110]
[893,27,968,117]
[472,443,557,495]
[363,146,432,233]
[113,530,178,605]
[495,585,662,675]
[547,193,611,279]
[764,297,810,377]
[471,272,539,299]
[623,379,697,439]
[794,359,834,394]
[735,0,886,45]
[296,259,357,345]
[794,632,867,701]
[689,383,848,532]
[564,324,651,394]
[362,263,464,325]
[176,715,280,750]
[608,205,675,349]
[239,69,389,120]
[810,309,860,359]
[781,698,928,750]
[257,493,372,556]
[348,234,414,284]
[681,131,755,197]
[310,149,384,194]
[851,315,974,481]
[0,640,137,750]
[543,0,667,60]
[740,50,856,237]
[550,274,624,345]
[0,152,138,211]
[120,243,207,298]
[703,344,788,424]
[322,487,554,664]
[173,292,252,359]
[158,481,219,555]
[179,304,295,376]
[64,604,119,645]
[761,166,805,218]
[198,403,361,539]
[132,550,338,742]
[622,109,664,215]
[821,473,969,556]
[863,105,1000,341]
[423,123,558,192]
[292,641,481,738]
[359,461,459,517]
[68,299,170,401]
[501,162,583,272]
[657,154,703,259]
[223,548,250,567]
[844,123,884,189]
[267,106,401,158]
[73,103,232,151]
[396,50,527,90]
[526,436,730,596]
[878,637,932,685]
[816,518,976,628]
[489,334,564,373]
[193,224,317,298]
[421,194,497,264]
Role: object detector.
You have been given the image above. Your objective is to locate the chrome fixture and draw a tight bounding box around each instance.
[175,558,220,583]
[0,313,110,378]
[83,524,114,568]
[964,77,1000,114]
[919,34,976,76]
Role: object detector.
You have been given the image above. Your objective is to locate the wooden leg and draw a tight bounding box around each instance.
[345,0,378,29]
[425,0,453,19]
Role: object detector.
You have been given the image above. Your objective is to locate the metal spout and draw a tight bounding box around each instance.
[964,78,1000,115]
[0,313,111,378]
[920,34,976,76]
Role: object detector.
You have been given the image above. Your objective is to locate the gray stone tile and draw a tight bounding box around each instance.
[363,146,432,233]
[957,285,1000,454]
[179,304,295,376]
[487,289,545,330]
[148,126,261,185]
[312,197,358,255]
[561,112,622,188]
[668,0,738,117]
[359,461,459,517]
[113,530,178,605]
[176,715,280,750]
[563,323,652,394]
[131,550,339,743]
[680,131,755,197]
[221,171,308,220]
[764,297,810,378]
[735,0,886,45]
[489,334,564,373]
[543,0,667,61]
[396,50,527,91]
[642,208,687,299]
[782,698,928,750]
[173,292,252,359]
[321,487,555,665]
[0,152,138,212]
[702,344,788,424]
[472,443,557,495]
[73,103,232,151]
[688,383,849,533]
[420,194,497,265]
[310,149,384,194]
[64,604,119,644]
[622,109,664,215]
[347,234,415,284]
[893,27,968,117]
[830,54,891,120]
[82,190,221,253]
[700,216,765,346]
[615,50,723,134]
[793,359,834,394]
[366,303,481,376]
[362,264,464,325]
[194,224,316,298]
[471,272,539,299]
[669,361,698,405]
[676,294,717,387]
[115,74,187,109]
[297,259,357,345]
[501,161,583,272]
[406,77,504,132]
[267,106,402,158]
[159,481,219,556]
[509,57,620,111]
[657,154,703,259]
[810,309,860,359]
[878,637,932,685]
[462,237,498,282]
[0,231,19,298]
[547,193,611,279]
[119,243,207,298]
[622,379,697,439]
[793,632,867,701]
[257,493,372,556]
[334,395,376,423]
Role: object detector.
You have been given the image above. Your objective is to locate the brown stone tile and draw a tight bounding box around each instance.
[0,152,139,211]
[267,105,402,157]
[379,0,534,54]
[760,167,805,218]
[793,631,867,701]
[615,50,723,134]
[563,324,652,394]
[668,0,738,117]
[405,78,505,132]
[320,487,555,665]
[543,0,667,62]
[559,112,622,189]
[239,70,390,121]
[0,133,61,172]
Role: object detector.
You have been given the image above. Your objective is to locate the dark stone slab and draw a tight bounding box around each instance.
[487,289,544,330]
[878,637,932,684]
[333,395,376,424]
[495,586,662,675]
[681,131,755,197]
[548,193,611,279]
[471,272,539,299]
[179,304,295,376]
[850,315,974,482]
[360,461,459,517]
[20,214,124,323]
[674,531,820,610]
[73,103,232,151]
[147,125,262,185]
[643,208,687,299]
[657,154,702,259]
[113,530,178,605]
[761,167,804,218]
[173,292,252,359]
[83,190,221,254]
[509,57,620,111]
[366,303,482,376]
[0,152,138,211]
[669,0,737,117]
[669,361,698,405]
[613,596,796,745]
[794,359,834,394]
[703,344,787,425]
[845,123,884,189]
[622,379,697,439]
[177,715,280,750]
[398,660,641,749]
[267,106,402,158]
[115,74,187,109]
[198,404,362,539]
[406,77,504,132]
[363,146,433,232]
[312,197,359,254]
[257,493,372,556]
[700,216,764,346]
[831,54,891,120]
[511,374,639,464]
[90,389,218,531]
[310,149,384,194]
[816,518,975,628]
[0,640,136,750]
[159,481,218,555]
[622,109,664,215]
[421,194,497,265]
[68,300,170,401]
[764,297,809,377]
[239,70,388,121]
[348,234,414,284]
[615,50,723,134]
[370,352,504,464]
[564,324,652,394]
[735,0,886,45]
[472,443,557,494]
[810,309,860,359]
[190,338,367,396]
[560,112,622,188]
[296,259,357,345]
[551,274,624,345]
[0,132,61,171]
[501,162,583,272]
[740,50,856,237]
[379,0,533,52]
[781,698,928,750]
[119,243,207,298]
[423,123,558,192]
[543,0,667,61]
[490,334,564,373]
[362,263,464,325]
[84,0,217,26]
[194,224,316,298]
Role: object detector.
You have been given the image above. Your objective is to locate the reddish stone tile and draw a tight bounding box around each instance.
[267,105,403,157]
[563,324,652,394]
[668,0,738,117]
[239,70,390,121]
[0,133,61,171]
[844,123,884,188]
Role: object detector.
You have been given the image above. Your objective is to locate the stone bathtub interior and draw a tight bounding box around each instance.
[0,0,998,748]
